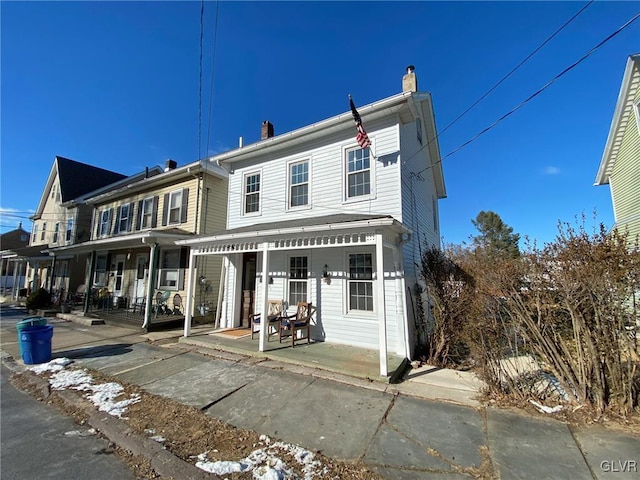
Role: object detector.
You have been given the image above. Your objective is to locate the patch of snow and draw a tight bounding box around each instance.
[150,435,166,443]
[30,357,73,374]
[30,357,140,418]
[529,399,564,414]
[64,428,97,437]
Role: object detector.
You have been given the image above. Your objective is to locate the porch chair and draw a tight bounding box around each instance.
[172,293,183,315]
[279,302,312,347]
[131,297,146,316]
[250,300,283,340]
[154,290,171,317]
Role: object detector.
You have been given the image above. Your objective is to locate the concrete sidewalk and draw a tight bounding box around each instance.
[2,310,639,479]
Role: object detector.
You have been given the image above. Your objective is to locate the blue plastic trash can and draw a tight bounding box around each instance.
[16,317,48,355]
[19,325,54,365]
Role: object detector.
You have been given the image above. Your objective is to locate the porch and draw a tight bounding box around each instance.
[179,327,408,383]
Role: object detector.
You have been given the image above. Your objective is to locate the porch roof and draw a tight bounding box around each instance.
[46,228,194,255]
[176,213,411,253]
[10,245,53,262]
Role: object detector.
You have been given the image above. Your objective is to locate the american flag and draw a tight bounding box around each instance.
[349,95,371,149]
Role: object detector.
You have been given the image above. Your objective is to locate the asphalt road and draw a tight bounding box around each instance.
[0,363,137,480]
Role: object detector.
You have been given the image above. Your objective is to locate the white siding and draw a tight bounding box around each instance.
[227,118,402,230]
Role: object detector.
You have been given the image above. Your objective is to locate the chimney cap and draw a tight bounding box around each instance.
[406,65,415,74]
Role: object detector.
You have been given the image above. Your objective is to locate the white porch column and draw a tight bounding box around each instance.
[183,249,197,337]
[142,243,158,329]
[11,260,19,300]
[376,231,388,376]
[258,241,270,352]
[215,256,228,329]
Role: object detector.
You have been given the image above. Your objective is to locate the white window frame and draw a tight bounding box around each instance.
[416,117,423,145]
[117,203,131,232]
[287,254,309,309]
[158,248,182,291]
[98,209,111,237]
[287,159,310,210]
[53,222,60,244]
[243,170,261,216]
[344,145,374,202]
[634,98,640,134]
[32,224,38,243]
[93,254,108,287]
[346,252,375,313]
[141,197,154,229]
[167,190,183,225]
[41,222,46,241]
[66,218,73,243]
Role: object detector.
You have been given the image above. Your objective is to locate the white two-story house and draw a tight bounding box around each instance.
[179,67,446,376]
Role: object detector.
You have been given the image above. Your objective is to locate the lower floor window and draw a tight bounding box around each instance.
[94,255,108,287]
[288,256,308,307]
[348,253,373,311]
[158,249,181,290]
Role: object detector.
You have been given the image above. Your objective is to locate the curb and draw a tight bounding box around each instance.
[2,355,219,480]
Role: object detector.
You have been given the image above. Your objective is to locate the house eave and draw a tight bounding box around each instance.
[48,230,194,255]
[595,54,640,186]
[210,92,418,165]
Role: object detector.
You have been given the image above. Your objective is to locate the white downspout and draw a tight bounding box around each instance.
[184,248,197,337]
[376,231,388,377]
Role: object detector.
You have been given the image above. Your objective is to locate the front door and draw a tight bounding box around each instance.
[240,253,257,327]
[134,254,148,302]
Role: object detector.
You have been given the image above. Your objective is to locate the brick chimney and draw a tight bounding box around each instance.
[402,65,418,93]
[261,121,274,140]
[165,159,177,172]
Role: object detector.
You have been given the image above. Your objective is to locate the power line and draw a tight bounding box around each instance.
[197,0,205,161]
[412,10,640,178]
[205,1,220,157]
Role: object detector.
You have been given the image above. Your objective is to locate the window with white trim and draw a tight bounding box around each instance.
[32,224,38,243]
[158,249,181,290]
[288,256,308,307]
[141,197,154,228]
[289,161,309,208]
[346,147,371,199]
[94,254,108,287]
[117,203,131,232]
[244,172,261,214]
[98,209,111,237]
[66,218,73,242]
[41,223,46,241]
[634,98,640,134]
[348,253,374,311]
[53,222,60,243]
[416,117,423,145]
[168,190,183,224]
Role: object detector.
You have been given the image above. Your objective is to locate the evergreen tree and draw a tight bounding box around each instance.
[471,210,520,258]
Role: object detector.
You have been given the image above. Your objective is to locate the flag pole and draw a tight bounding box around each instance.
[348,94,376,159]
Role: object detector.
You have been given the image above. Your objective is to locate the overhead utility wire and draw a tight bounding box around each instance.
[435,0,594,143]
[412,10,640,178]
[197,0,205,160]
[205,1,220,157]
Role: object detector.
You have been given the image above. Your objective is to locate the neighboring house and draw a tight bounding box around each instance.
[51,159,228,328]
[0,223,30,298]
[19,156,127,300]
[179,67,446,376]
[595,53,640,245]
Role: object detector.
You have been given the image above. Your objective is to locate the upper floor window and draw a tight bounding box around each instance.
[634,99,640,134]
[32,224,38,243]
[98,209,112,237]
[115,203,134,233]
[53,223,60,243]
[289,161,309,208]
[244,172,261,214]
[138,197,157,229]
[66,218,73,242]
[162,189,188,226]
[416,117,423,145]
[41,222,46,241]
[346,147,371,199]
[348,253,374,312]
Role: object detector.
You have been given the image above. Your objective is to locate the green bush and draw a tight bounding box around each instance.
[26,288,52,310]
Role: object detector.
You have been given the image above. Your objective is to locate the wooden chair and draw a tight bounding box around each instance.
[172,293,183,315]
[250,300,283,340]
[279,302,312,347]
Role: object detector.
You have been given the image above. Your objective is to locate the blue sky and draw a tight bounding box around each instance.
[1,1,638,247]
